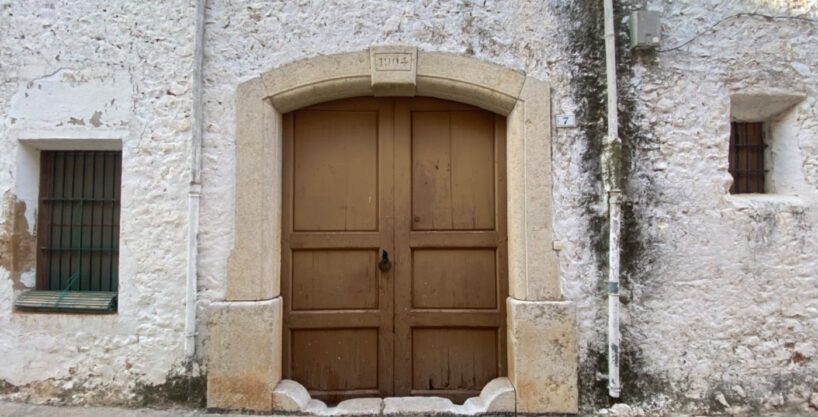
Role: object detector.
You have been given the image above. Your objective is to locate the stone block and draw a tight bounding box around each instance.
[416,51,525,115]
[506,77,560,301]
[262,51,371,112]
[461,377,516,413]
[305,397,384,416]
[507,298,577,413]
[272,379,311,412]
[227,77,280,301]
[206,298,282,412]
[730,92,805,121]
[370,45,417,96]
[383,396,456,415]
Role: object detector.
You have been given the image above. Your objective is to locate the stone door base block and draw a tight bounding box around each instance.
[207,298,283,412]
[508,299,578,414]
[271,377,515,416]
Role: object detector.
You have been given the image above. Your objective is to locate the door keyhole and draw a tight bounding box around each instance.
[379,250,392,272]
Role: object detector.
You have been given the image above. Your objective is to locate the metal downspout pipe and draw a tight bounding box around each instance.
[603,0,623,398]
[185,0,206,360]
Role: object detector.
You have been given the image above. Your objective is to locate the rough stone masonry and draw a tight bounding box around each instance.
[0,0,817,416]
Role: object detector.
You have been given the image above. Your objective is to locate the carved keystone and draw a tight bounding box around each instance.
[370,45,417,96]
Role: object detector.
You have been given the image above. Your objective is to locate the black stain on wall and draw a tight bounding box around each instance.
[133,361,206,408]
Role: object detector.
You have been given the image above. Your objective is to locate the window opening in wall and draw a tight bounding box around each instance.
[15,150,121,313]
[729,122,766,194]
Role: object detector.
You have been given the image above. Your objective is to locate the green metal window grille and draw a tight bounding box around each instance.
[36,151,122,292]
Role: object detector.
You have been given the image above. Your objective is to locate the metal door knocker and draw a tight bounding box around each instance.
[379,250,392,272]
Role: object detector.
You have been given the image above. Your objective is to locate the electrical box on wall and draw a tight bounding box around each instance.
[629,10,661,49]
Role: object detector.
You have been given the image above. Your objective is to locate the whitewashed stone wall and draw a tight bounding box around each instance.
[1,0,817,414]
[0,0,198,406]
[618,0,818,414]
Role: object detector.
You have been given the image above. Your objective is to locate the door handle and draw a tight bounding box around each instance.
[378,250,392,272]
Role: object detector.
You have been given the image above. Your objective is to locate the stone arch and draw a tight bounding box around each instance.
[208,46,577,415]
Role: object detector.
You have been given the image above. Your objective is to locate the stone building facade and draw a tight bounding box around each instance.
[1,1,817,416]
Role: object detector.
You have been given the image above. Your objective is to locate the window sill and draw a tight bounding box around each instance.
[14,290,117,314]
[725,193,805,209]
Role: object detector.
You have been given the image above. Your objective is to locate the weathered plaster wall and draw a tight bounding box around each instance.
[618,0,818,414]
[0,0,201,406]
[1,0,817,415]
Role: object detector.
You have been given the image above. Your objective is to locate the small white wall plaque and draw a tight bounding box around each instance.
[555,114,577,128]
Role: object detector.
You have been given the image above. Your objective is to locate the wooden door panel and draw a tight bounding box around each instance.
[291,328,380,391]
[412,249,497,309]
[411,110,495,231]
[411,328,498,397]
[293,110,378,232]
[292,250,379,310]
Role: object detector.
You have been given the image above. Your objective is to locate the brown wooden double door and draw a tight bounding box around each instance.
[281,97,508,404]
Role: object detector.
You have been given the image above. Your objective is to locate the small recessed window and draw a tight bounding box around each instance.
[15,151,121,313]
[729,122,767,194]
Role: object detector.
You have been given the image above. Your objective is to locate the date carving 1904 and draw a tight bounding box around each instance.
[374,53,413,71]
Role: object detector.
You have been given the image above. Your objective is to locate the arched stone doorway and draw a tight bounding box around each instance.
[207,46,578,415]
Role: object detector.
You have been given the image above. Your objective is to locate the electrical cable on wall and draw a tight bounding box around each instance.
[658,12,818,53]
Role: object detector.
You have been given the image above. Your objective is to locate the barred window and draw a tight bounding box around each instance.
[729,122,766,194]
[36,151,121,292]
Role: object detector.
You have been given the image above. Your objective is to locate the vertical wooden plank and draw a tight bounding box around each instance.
[450,111,495,230]
[411,111,453,230]
[393,98,414,396]
[377,99,396,398]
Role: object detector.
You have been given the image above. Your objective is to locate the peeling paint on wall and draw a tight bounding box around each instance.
[0,191,36,290]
